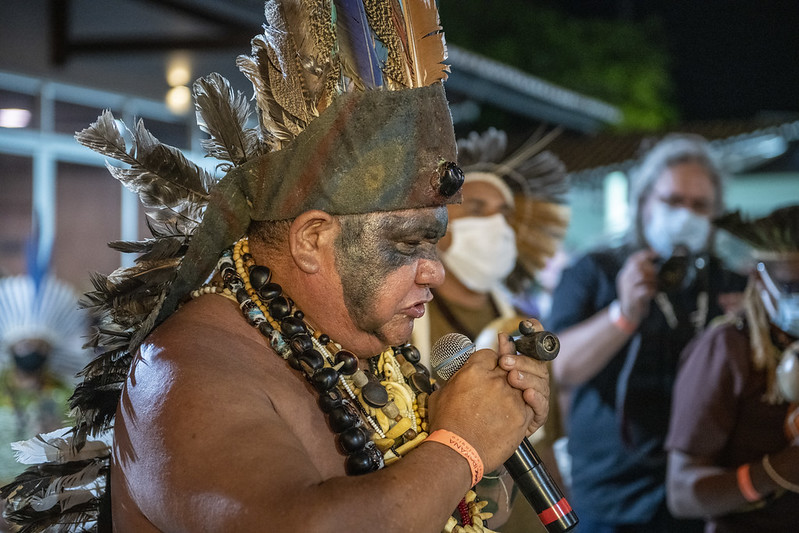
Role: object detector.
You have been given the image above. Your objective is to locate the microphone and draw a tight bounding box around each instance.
[431,331,579,533]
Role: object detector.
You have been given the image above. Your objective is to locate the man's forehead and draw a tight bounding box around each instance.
[378,207,448,233]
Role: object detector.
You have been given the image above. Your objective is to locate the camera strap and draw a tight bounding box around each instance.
[653,289,709,333]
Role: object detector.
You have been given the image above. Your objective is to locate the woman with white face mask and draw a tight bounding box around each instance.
[412,128,570,532]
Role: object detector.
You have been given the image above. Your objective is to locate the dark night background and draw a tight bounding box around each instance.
[558,0,799,121]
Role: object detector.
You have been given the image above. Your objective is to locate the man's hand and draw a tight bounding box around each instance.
[496,327,550,437]
[427,348,533,472]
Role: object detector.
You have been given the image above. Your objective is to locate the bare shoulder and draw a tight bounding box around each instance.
[112,294,343,530]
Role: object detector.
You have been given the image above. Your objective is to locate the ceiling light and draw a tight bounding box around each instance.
[166,52,192,87]
[166,86,192,115]
[0,108,32,128]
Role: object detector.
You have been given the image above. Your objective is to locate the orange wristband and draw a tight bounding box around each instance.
[609,300,637,334]
[736,463,762,502]
[426,429,484,487]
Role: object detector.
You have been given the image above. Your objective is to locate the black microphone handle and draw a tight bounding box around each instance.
[504,438,579,533]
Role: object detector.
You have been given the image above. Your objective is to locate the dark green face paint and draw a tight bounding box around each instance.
[334,207,447,335]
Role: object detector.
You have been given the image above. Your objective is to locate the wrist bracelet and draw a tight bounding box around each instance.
[736,463,762,502]
[426,429,484,487]
[609,300,637,334]
[762,454,799,494]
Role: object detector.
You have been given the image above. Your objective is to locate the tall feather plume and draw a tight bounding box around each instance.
[238,0,340,147]
[193,73,262,169]
[398,0,448,87]
[76,111,215,211]
[237,0,449,145]
[281,0,338,111]
[236,0,323,149]
[334,0,383,89]
[261,0,313,124]
[362,0,411,87]
[237,35,299,150]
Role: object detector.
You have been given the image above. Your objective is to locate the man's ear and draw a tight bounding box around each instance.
[289,210,338,274]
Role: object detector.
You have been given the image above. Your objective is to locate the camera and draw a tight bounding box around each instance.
[657,244,692,292]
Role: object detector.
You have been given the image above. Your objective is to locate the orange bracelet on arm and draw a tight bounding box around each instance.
[609,300,638,335]
[736,463,763,502]
[426,429,484,487]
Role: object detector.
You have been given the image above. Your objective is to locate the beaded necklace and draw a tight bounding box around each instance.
[194,237,494,530]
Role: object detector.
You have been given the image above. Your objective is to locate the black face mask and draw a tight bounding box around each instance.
[13,351,48,373]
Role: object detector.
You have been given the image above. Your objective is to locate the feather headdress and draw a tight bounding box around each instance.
[456,127,570,279]
[713,205,799,404]
[0,276,91,383]
[714,205,799,259]
[2,1,461,530]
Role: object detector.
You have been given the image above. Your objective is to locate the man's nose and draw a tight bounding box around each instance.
[418,257,445,288]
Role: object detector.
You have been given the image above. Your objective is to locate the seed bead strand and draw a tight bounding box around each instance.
[231,238,409,470]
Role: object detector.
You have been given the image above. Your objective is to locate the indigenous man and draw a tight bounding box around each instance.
[1,1,551,532]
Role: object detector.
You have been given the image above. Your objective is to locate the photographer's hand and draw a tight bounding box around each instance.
[554,250,658,387]
[616,249,658,324]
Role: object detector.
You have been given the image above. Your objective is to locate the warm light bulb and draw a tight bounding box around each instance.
[166,53,192,87]
[0,108,32,128]
[166,86,192,114]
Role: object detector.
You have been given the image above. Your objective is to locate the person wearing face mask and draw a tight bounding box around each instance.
[665,205,799,532]
[0,275,89,487]
[414,128,570,362]
[548,134,748,533]
[413,128,570,530]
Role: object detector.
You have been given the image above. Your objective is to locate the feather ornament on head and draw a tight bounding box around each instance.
[714,205,799,403]
[456,127,571,278]
[714,205,799,261]
[72,0,461,391]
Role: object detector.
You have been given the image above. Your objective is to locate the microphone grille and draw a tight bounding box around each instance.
[430,333,475,381]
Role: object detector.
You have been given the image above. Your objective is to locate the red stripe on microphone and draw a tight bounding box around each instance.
[537,498,573,525]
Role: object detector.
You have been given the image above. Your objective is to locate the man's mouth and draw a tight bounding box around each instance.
[404,301,428,319]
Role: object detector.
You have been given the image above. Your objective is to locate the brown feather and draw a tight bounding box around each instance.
[400,0,448,87]
[237,36,302,149]
[263,0,311,125]
[363,0,410,87]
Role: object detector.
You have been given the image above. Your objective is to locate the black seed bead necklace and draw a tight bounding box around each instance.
[205,238,434,475]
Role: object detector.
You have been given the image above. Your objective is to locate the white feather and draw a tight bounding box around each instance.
[29,459,106,512]
[11,427,113,465]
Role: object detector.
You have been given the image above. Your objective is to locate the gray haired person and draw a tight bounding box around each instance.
[548,134,747,533]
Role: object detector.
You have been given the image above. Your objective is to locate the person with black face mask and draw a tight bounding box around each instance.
[548,134,748,533]
[665,205,799,533]
[0,275,88,487]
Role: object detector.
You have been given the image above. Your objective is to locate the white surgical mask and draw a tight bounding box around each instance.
[644,201,711,257]
[758,263,799,338]
[775,294,799,338]
[441,214,517,293]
